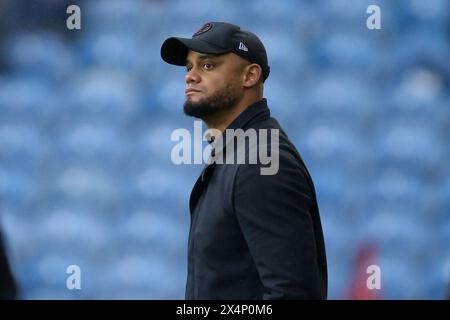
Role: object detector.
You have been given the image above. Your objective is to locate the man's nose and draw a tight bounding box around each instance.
[185,69,200,84]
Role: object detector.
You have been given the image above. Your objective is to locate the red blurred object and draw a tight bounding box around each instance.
[346,241,382,300]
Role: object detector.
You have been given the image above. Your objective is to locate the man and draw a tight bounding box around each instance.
[161,22,327,299]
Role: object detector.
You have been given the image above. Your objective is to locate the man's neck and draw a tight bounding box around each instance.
[203,96,262,137]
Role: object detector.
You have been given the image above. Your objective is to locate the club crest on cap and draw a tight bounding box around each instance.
[193,22,213,37]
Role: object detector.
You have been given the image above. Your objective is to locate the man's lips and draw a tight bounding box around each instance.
[185,88,201,95]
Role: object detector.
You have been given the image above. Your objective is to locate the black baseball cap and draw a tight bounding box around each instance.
[161,22,270,82]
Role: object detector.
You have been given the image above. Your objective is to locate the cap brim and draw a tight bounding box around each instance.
[161,37,228,66]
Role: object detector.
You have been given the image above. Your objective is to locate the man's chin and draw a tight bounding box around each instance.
[183,99,208,119]
[185,97,200,105]
[183,85,239,119]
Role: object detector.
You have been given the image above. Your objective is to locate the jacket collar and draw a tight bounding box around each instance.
[191,99,271,213]
[205,98,271,160]
[227,98,270,131]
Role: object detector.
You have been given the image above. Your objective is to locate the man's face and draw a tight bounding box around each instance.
[183,50,248,119]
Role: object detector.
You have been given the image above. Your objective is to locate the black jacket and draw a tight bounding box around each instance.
[186,99,327,299]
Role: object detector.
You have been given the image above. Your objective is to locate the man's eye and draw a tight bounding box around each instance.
[186,66,192,72]
[203,63,214,70]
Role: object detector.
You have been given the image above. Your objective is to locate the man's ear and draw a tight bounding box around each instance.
[243,64,262,88]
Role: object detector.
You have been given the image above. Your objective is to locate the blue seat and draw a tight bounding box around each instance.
[6,32,75,82]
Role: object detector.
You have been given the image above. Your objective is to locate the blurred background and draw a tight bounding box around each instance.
[0,0,448,299]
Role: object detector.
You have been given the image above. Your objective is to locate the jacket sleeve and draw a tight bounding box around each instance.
[0,231,17,299]
[233,149,325,299]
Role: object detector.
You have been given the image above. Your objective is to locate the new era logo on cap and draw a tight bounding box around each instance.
[238,42,248,52]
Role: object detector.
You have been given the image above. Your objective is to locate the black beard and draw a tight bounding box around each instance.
[183,83,241,119]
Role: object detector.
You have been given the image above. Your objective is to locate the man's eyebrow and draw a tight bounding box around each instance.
[186,54,222,64]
